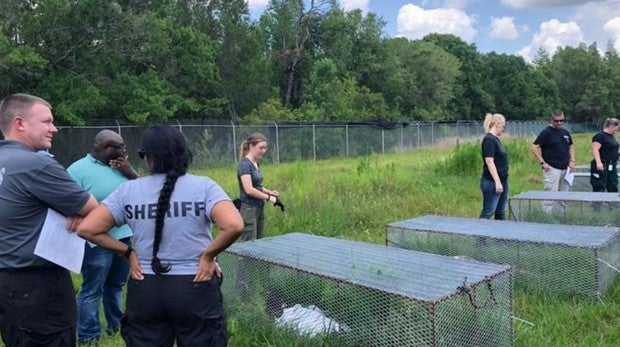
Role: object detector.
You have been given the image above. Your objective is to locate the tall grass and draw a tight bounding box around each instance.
[81,134,618,346]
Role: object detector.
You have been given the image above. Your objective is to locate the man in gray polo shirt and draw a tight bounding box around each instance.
[0,93,98,347]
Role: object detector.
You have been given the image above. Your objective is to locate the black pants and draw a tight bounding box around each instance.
[121,274,227,347]
[590,160,618,192]
[0,266,77,347]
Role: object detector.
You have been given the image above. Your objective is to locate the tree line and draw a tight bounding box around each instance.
[1,0,619,125]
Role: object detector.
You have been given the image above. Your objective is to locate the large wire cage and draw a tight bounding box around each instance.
[570,172,593,192]
[567,164,620,192]
[386,215,620,299]
[219,233,514,347]
[509,191,620,227]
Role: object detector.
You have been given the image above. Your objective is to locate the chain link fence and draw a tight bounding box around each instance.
[219,232,513,347]
[33,120,595,167]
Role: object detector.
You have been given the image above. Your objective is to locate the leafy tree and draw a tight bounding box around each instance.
[313,6,387,106]
[246,96,296,122]
[0,29,47,96]
[259,0,331,108]
[382,38,461,120]
[214,0,271,119]
[604,47,620,118]
[36,73,106,125]
[303,58,356,120]
[353,85,390,120]
[423,34,493,119]
[547,44,611,122]
[480,52,557,119]
[2,0,620,124]
[105,70,189,124]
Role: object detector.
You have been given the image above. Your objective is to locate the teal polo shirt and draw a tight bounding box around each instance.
[68,154,133,244]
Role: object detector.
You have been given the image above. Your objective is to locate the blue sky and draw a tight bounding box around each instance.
[247,0,620,61]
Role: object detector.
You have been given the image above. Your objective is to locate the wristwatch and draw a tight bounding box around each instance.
[123,245,134,259]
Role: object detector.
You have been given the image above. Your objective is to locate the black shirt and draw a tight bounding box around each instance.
[481,133,509,180]
[592,131,619,162]
[533,126,573,170]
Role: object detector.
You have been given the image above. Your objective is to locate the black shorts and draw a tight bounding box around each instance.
[121,274,227,347]
[0,266,77,347]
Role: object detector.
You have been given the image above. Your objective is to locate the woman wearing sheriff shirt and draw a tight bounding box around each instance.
[78,125,243,346]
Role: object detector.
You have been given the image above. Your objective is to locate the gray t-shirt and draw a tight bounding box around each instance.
[104,173,230,275]
[0,141,91,268]
[237,157,265,207]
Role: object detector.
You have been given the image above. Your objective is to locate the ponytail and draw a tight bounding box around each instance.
[239,132,267,160]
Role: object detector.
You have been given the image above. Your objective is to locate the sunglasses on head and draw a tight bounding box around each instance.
[138,149,146,159]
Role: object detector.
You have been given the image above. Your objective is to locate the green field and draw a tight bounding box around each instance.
[72,133,619,346]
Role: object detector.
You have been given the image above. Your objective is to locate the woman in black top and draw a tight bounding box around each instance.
[591,117,620,192]
[479,113,509,219]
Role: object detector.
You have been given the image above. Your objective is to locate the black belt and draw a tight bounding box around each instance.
[0,265,62,273]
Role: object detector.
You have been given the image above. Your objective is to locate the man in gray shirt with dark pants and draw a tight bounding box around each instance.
[0,93,98,347]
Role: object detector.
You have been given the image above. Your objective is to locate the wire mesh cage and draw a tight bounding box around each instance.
[509,191,620,227]
[219,233,513,347]
[570,171,620,192]
[386,215,620,299]
[570,172,593,192]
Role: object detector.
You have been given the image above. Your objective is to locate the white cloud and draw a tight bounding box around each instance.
[604,17,620,52]
[342,0,369,13]
[573,1,620,52]
[518,19,583,61]
[396,4,477,41]
[574,1,620,20]
[516,46,532,59]
[490,17,519,40]
[502,0,597,9]
[246,0,269,11]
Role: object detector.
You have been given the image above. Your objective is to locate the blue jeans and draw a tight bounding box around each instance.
[479,177,509,220]
[77,237,131,343]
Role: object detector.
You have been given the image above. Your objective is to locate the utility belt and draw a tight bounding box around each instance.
[591,159,618,171]
[0,265,63,273]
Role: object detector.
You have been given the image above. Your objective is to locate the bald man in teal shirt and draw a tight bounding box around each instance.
[68,130,138,344]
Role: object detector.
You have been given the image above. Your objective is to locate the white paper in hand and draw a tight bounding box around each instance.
[564,170,574,186]
[34,209,85,274]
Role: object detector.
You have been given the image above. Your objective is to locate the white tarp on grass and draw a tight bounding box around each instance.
[276,304,348,337]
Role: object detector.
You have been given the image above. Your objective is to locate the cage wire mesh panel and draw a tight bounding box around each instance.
[386,215,620,298]
[574,164,620,173]
[570,172,592,192]
[568,170,620,192]
[509,191,620,227]
[219,232,513,347]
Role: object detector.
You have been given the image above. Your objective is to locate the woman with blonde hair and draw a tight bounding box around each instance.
[237,132,279,240]
[479,113,509,219]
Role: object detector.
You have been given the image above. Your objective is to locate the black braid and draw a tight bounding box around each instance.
[141,125,192,275]
[151,171,179,274]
